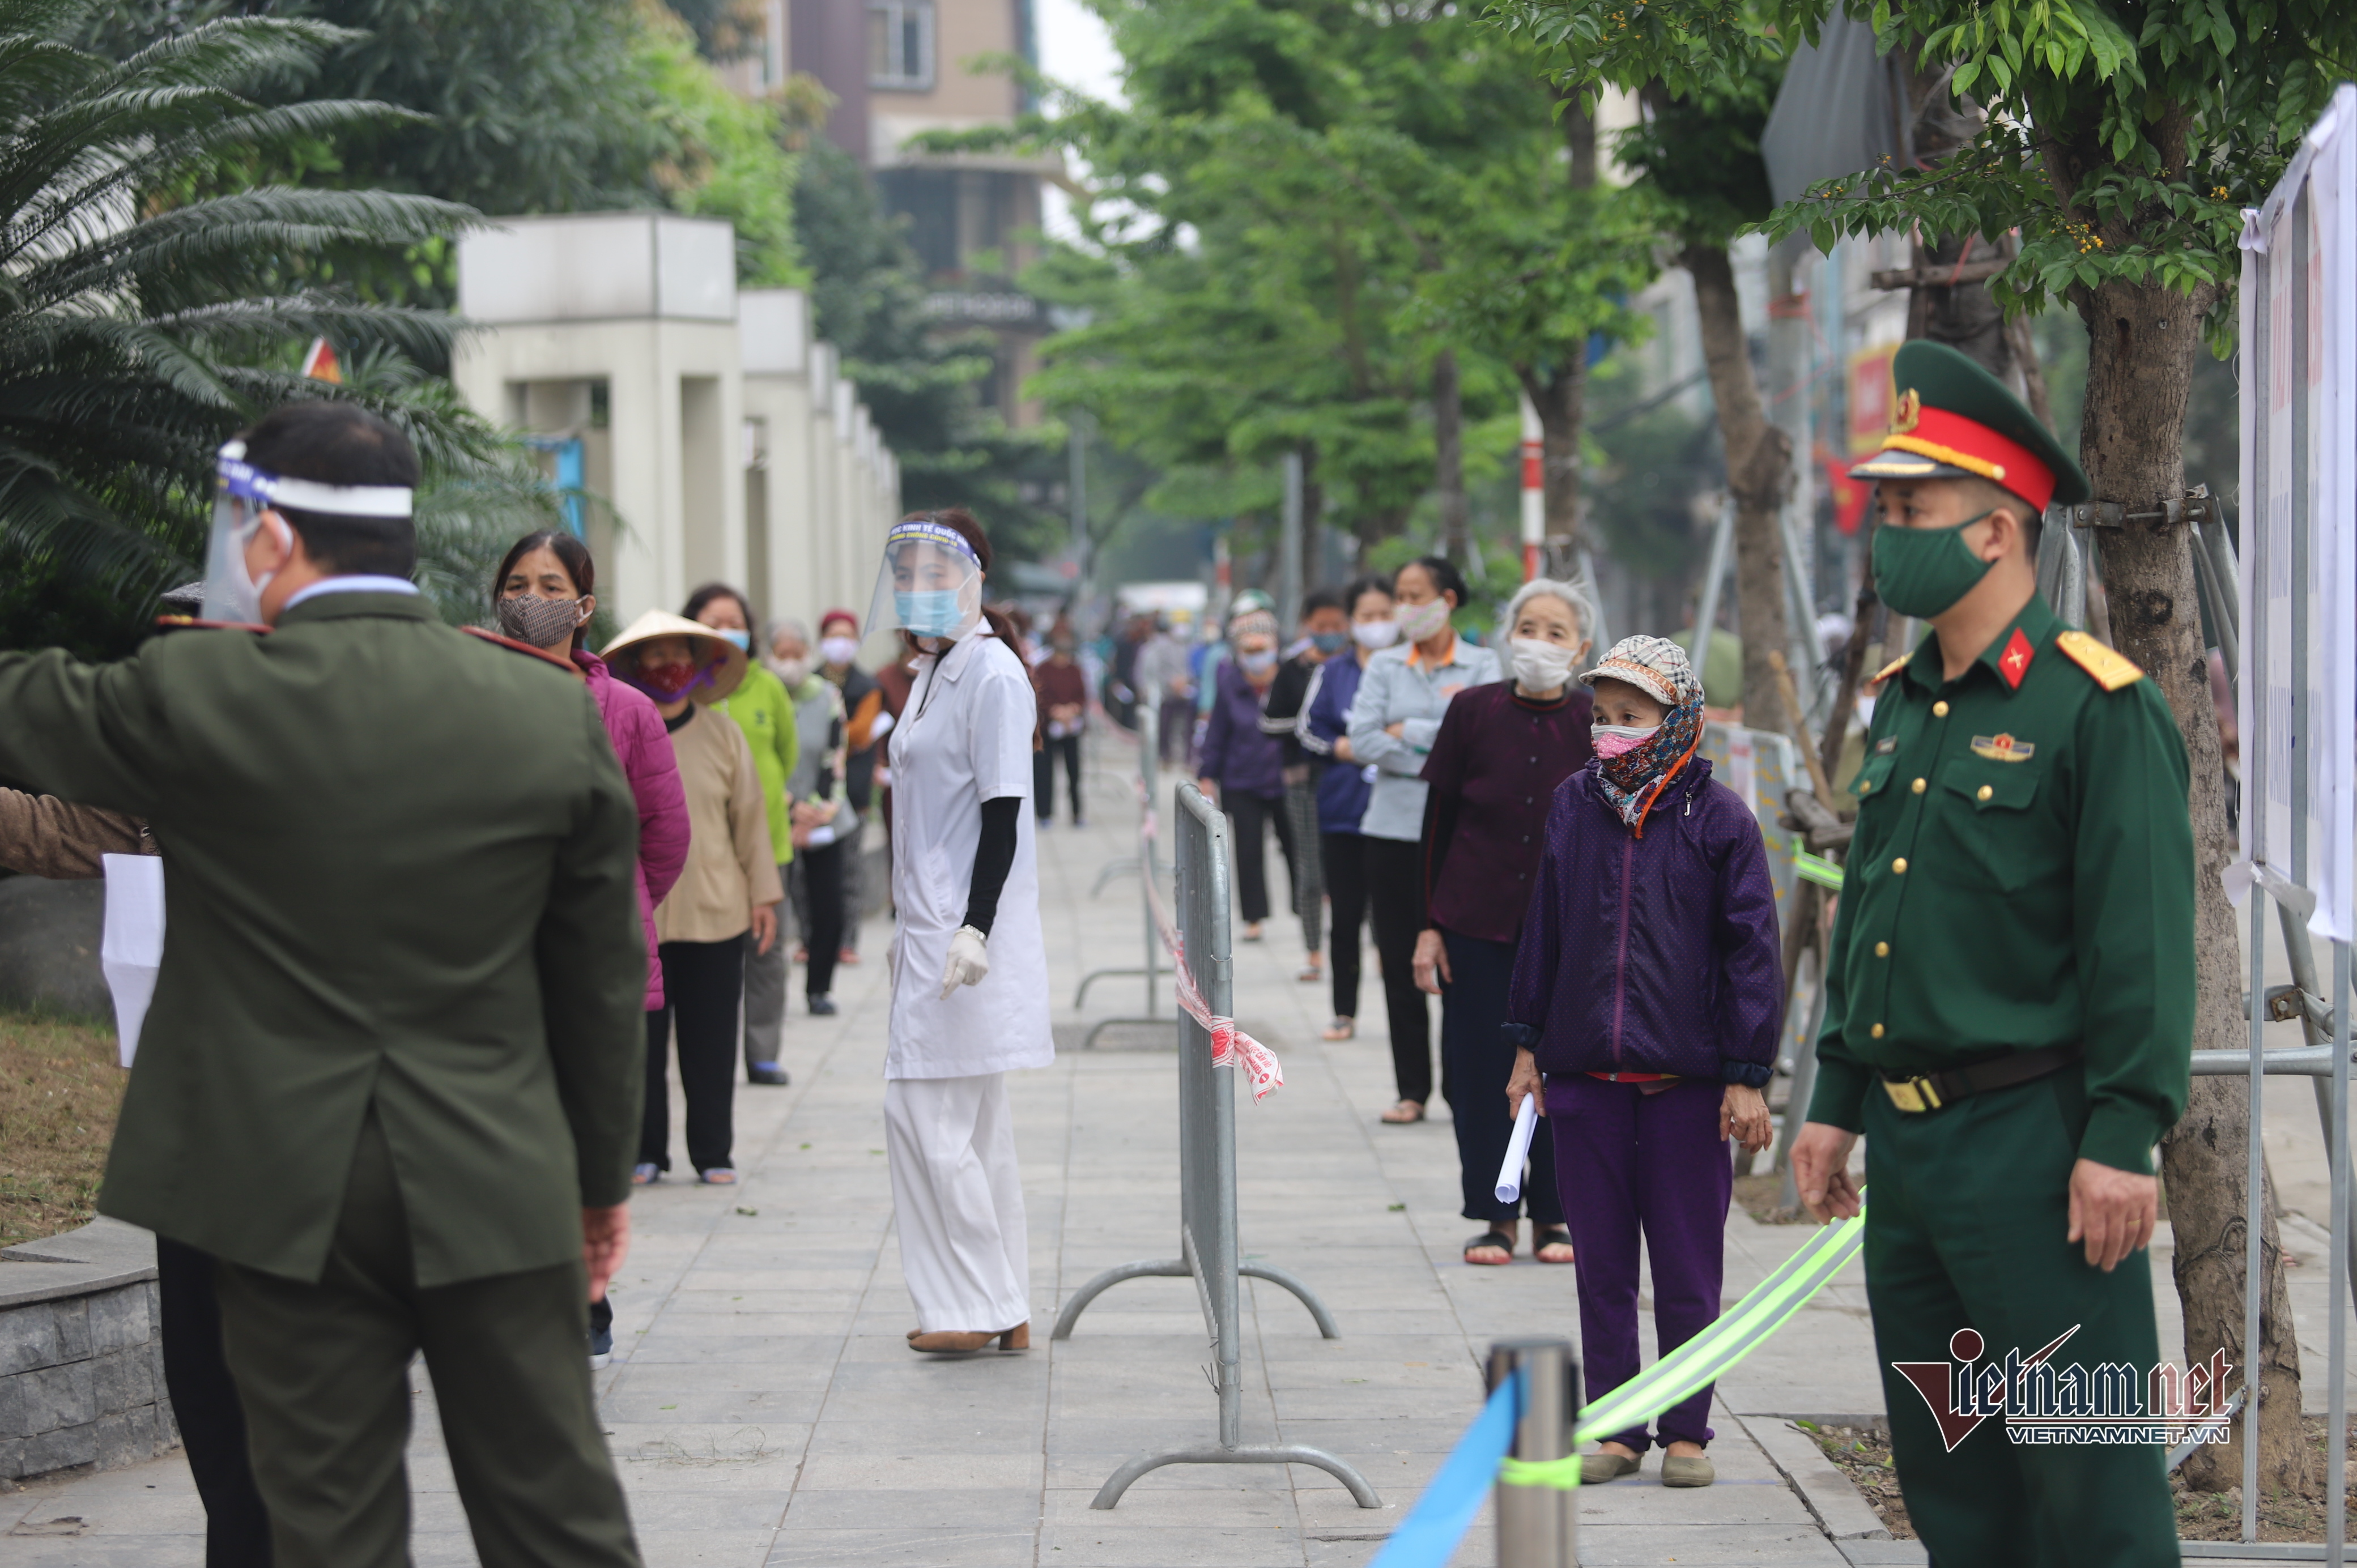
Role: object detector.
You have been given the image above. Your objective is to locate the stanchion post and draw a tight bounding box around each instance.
[1487,1339,1577,1568]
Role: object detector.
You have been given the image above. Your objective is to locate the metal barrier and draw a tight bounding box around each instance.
[1054,781,1380,1510]
[1488,1340,1578,1568]
[1073,697,1163,1044]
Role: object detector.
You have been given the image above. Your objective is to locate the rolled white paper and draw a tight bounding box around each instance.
[100,854,166,1068]
[1494,1093,1539,1204]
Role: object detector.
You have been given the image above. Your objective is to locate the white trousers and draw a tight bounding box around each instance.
[883,1073,1030,1333]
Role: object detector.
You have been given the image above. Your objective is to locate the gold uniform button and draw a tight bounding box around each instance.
[1977,784,1993,802]
[1874,941,1890,957]
[1911,777,1926,794]
[1892,857,1908,875]
[1870,1023,1886,1039]
[1858,778,1873,793]
[1933,700,1950,717]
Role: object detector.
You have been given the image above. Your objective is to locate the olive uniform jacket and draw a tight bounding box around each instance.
[0,591,646,1287]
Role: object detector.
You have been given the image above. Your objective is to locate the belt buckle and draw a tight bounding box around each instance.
[1882,1076,1942,1114]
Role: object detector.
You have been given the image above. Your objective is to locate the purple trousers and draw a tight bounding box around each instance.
[1546,1073,1731,1451]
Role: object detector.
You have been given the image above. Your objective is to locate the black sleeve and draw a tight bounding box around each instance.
[962,795,1023,936]
[1420,778,1458,920]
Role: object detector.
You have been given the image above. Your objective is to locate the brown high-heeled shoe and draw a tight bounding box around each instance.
[908,1322,1029,1353]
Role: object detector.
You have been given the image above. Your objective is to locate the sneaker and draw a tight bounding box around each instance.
[589,1323,613,1370]
[808,995,837,1017]
[747,1062,790,1086]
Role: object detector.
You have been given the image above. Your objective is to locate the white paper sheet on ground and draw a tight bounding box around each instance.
[100,854,165,1068]
[1494,1094,1539,1204]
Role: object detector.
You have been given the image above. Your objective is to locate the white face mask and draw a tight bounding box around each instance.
[819,636,860,667]
[1350,619,1399,650]
[1509,637,1578,692]
[768,656,811,688]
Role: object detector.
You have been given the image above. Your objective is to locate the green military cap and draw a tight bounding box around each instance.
[1850,340,2090,512]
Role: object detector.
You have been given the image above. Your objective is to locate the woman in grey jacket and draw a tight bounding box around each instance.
[1343,556,1500,1123]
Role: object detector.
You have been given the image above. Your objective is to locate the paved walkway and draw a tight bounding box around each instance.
[5,756,2344,1566]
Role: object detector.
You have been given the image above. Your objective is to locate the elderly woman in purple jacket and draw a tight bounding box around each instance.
[1196,607,1294,940]
[1503,634,1779,1491]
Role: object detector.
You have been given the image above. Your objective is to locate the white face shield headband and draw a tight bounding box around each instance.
[202,440,414,624]
[866,519,984,644]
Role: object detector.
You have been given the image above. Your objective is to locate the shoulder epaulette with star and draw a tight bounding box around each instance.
[1869,654,1911,689]
[2055,629,2144,691]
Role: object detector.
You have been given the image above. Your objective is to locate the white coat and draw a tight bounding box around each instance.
[884,623,1054,1079]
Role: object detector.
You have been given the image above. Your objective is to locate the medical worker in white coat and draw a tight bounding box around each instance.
[872,508,1054,1353]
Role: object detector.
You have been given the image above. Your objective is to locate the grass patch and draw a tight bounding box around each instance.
[0,1008,124,1248]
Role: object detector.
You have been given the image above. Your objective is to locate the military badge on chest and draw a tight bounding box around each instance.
[1971,733,2036,763]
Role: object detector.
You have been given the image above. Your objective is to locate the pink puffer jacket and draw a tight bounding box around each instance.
[578,650,690,1009]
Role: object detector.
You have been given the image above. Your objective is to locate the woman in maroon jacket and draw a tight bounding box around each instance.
[1414,580,1596,1266]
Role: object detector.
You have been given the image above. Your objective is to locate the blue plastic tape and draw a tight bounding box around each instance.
[1365,1370,1521,1568]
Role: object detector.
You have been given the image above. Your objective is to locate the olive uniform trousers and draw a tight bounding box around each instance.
[1865,1068,2177,1567]
[212,1108,640,1568]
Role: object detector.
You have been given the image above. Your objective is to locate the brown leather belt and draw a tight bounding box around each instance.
[1879,1042,2083,1114]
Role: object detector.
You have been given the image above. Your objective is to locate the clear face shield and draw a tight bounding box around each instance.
[866,519,984,645]
[201,440,414,625]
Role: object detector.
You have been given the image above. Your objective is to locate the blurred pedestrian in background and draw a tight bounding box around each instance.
[1345,557,1499,1123]
[493,531,689,1362]
[768,617,852,1017]
[819,609,884,965]
[607,613,784,1185]
[1414,578,1595,1265]
[1035,627,1088,825]
[1136,615,1195,766]
[1263,589,1347,985]
[1197,603,1293,943]
[1503,635,1779,1488]
[1297,576,1394,1039]
[686,585,798,1086]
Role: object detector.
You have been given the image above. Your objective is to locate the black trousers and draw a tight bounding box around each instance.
[1158,700,1194,767]
[1439,928,1563,1226]
[798,839,845,999]
[212,1109,639,1568]
[1363,835,1433,1105]
[1033,734,1083,821]
[642,935,744,1174]
[1321,831,1368,1020]
[158,1238,273,1568]
[1222,791,1292,925]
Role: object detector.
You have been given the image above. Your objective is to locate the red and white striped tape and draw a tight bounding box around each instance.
[1135,790,1286,1100]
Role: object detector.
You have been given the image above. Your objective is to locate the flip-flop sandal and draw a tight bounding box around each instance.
[1321,1017,1356,1041]
[1463,1230,1516,1266]
[1533,1227,1576,1264]
[1296,961,1323,982]
[1379,1100,1426,1124]
[631,1163,661,1186]
[698,1168,738,1185]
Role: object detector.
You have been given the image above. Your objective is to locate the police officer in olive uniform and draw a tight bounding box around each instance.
[1792,342,2193,1565]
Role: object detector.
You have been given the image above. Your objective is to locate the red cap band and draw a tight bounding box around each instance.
[1879,406,2057,513]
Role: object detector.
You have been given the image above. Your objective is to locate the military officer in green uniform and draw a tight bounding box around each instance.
[0,403,648,1568]
[1792,342,2194,1565]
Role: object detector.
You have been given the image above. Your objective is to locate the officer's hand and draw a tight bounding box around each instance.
[1721,1084,1773,1154]
[582,1204,631,1302]
[1791,1122,1862,1221]
[1506,1048,1543,1119]
[2067,1158,2158,1272]
[1411,929,1450,994]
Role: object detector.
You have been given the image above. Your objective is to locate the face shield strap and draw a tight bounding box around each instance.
[871,519,985,641]
[215,441,415,519]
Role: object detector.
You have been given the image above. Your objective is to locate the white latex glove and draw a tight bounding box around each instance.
[938,925,990,999]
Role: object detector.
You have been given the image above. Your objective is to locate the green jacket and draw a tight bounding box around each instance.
[714,663,798,864]
[0,593,646,1286]
[1807,593,2194,1174]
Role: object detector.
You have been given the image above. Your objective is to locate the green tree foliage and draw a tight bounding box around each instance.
[634,7,801,287]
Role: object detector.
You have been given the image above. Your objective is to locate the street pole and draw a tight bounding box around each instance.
[1487,1337,1577,1567]
[1069,412,1090,629]
[1519,391,1545,583]
[1280,451,1304,636]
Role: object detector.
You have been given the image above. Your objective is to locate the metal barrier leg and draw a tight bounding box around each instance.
[1089,1443,1382,1510]
[1090,858,1141,897]
[1074,967,1148,1008]
[1049,1259,1187,1340]
[1080,1016,1164,1049]
[1238,1262,1342,1339]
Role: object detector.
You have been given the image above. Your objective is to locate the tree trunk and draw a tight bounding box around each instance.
[1521,360,1589,561]
[2078,275,2311,1495]
[1433,348,1469,563]
[1683,241,1792,732]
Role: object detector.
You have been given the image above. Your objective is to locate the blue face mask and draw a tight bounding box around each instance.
[1310,631,1347,655]
[896,589,964,638]
[716,628,751,651]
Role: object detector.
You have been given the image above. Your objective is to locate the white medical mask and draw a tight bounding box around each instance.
[820,635,860,667]
[768,656,811,688]
[1350,619,1399,651]
[1239,649,1278,675]
[715,628,751,651]
[1393,598,1451,644]
[1591,723,1660,760]
[1509,638,1577,693]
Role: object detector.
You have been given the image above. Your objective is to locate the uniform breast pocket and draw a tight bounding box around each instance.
[1849,751,1896,804]
[1922,756,2050,893]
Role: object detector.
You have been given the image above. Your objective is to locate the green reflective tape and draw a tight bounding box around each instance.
[1575,1204,1867,1445]
[1497,1455,1581,1490]
[1794,850,1845,889]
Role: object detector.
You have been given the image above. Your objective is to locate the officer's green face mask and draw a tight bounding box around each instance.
[1873,508,1999,619]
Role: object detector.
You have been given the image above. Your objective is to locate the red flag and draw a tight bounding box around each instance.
[299,338,341,384]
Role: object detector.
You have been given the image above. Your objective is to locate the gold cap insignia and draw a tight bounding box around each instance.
[1892,388,1922,434]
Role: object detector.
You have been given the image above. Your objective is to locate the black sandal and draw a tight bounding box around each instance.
[1463,1230,1516,1266]
[1532,1226,1576,1264]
